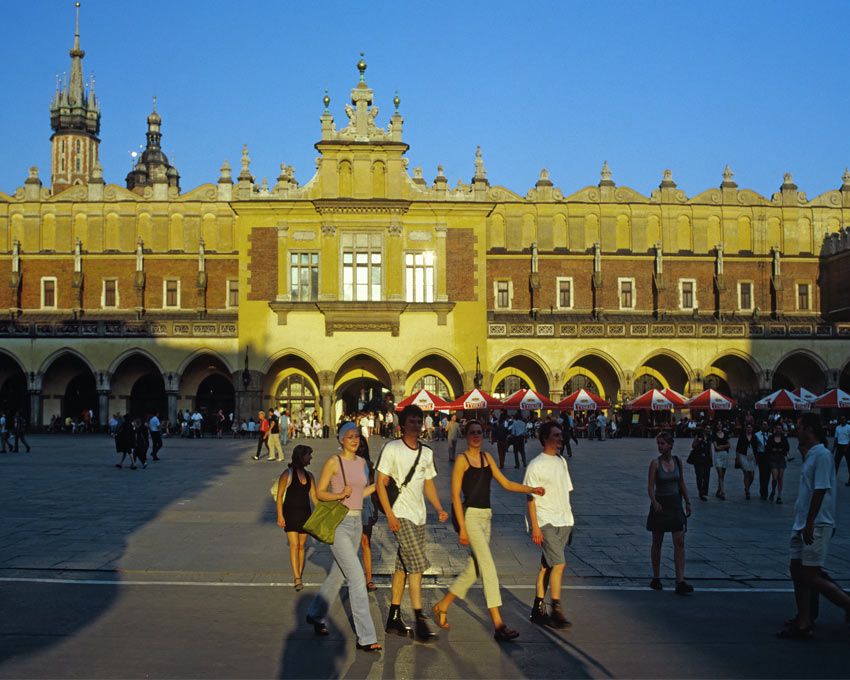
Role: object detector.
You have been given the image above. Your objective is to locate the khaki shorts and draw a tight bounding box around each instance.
[789,526,835,567]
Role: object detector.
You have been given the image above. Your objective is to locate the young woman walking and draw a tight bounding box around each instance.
[711,421,731,500]
[305,422,382,652]
[735,424,758,500]
[432,420,545,640]
[765,423,790,504]
[276,445,317,591]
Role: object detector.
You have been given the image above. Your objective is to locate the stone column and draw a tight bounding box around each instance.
[29,391,42,429]
[98,390,110,427]
[321,387,334,430]
[167,391,179,424]
[435,223,448,302]
[386,220,404,301]
[276,225,289,300]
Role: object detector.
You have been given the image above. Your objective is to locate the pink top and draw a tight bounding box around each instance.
[331,456,368,511]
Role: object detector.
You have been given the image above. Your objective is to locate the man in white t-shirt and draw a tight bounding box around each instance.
[148,412,163,460]
[523,421,575,629]
[831,415,850,485]
[779,413,850,639]
[376,404,448,642]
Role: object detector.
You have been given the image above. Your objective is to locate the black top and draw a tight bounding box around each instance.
[461,454,492,509]
[736,435,756,455]
[765,436,789,459]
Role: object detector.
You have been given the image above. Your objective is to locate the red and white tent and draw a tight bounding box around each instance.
[755,389,811,411]
[558,389,611,411]
[446,388,505,411]
[685,389,736,411]
[660,387,688,408]
[501,388,558,410]
[791,387,819,404]
[814,388,850,409]
[627,389,675,411]
[394,389,451,412]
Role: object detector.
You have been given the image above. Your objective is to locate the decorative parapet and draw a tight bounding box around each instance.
[0,318,237,338]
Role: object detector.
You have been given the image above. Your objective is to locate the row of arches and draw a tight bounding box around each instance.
[0,346,843,428]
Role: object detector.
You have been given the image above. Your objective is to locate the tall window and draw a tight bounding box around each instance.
[618,278,635,310]
[494,375,528,399]
[342,233,382,302]
[797,283,810,311]
[405,251,435,303]
[226,279,239,308]
[276,374,317,422]
[412,374,451,399]
[102,279,118,308]
[163,279,180,309]
[680,279,696,310]
[495,280,512,309]
[556,277,573,309]
[739,281,753,311]
[41,278,57,309]
[290,252,318,301]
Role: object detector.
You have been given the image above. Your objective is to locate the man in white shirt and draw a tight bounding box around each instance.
[754,420,771,499]
[831,415,850,485]
[779,413,850,639]
[148,412,162,461]
[377,404,448,641]
[523,421,574,629]
[595,412,607,441]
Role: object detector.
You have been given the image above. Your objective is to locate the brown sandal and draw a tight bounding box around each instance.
[431,604,450,629]
[366,581,377,592]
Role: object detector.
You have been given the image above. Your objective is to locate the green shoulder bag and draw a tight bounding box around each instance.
[303,456,349,544]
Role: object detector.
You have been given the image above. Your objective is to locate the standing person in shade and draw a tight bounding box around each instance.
[777,413,850,639]
[735,424,758,500]
[276,445,317,592]
[215,409,226,439]
[115,414,135,469]
[560,413,578,458]
[766,423,790,503]
[279,409,289,452]
[755,420,772,499]
[523,422,575,629]
[711,421,731,500]
[647,431,693,594]
[12,411,31,453]
[0,412,8,453]
[376,404,448,641]
[148,412,163,461]
[510,413,528,468]
[267,414,285,462]
[687,428,712,501]
[252,410,269,461]
[446,413,461,462]
[432,420,545,640]
[305,423,382,653]
[133,417,149,469]
[831,415,850,485]
[495,415,510,469]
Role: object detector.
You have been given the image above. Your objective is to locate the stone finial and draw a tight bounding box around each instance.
[536,168,553,187]
[90,161,104,183]
[323,89,330,112]
[599,160,614,187]
[393,91,400,111]
[781,172,798,191]
[238,144,253,183]
[721,164,737,188]
[841,168,850,191]
[473,146,487,181]
[219,160,232,184]
[659,168,676,189]
[357,52,367,82]
[436,165,446,181]
[412,166,426,186]
[25,166,41,185]
[654,243,663,275]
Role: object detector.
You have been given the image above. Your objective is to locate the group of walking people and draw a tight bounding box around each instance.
[275,404,572,652]
[113,412,163,469]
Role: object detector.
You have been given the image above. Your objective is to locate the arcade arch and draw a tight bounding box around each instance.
[404,352,464,399]
[491,352,550,396]
[635,351,691,394]
[179,352,235,419]
[40,351,98,425]
[333,352,393,420]
[110,353,166,418]
[0,351,28,420]
[705,352,761,400]
[562,351,622,402]
[264,353,321,423]
[772,351,827,394]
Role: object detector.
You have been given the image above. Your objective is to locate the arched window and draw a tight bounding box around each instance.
[412,374,450,399]
[494,375,528,399]
[634,374,663,394]
[563,375,599,395]
[276,374,317,422]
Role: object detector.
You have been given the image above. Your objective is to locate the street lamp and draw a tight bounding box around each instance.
[241,348,251,389]
[473,347,482,389]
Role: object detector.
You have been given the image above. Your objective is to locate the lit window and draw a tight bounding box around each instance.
[227,279,239,308]
[556,278,573,309]
[290,252,318,302]
[618,278,635,310]
[680,279,696,310]
[41,278,57,309]
[102,279,118,308]
[495,280,512,310]
[738,282,753,311]
[163,279,180,309]
[341,233,382,302]
[405,251,435,303]
[797,283,810,311]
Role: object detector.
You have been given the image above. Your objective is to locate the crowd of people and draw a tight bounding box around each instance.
[0,410,31,453]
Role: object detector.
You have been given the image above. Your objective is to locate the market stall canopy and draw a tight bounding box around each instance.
[627,389,675,411]
[814,388,850,409]
[791,387,819,404]
[501,388,558,410]
[685,388,736,411]
[446,388,505,411]
[660,387,688,408]
[755,389,811,411]
[558,388,611,411]
[394,388,451,412]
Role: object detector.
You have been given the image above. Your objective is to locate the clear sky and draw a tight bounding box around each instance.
[2,0,849,200]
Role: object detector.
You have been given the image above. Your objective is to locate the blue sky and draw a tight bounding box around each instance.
[2,0,849,199]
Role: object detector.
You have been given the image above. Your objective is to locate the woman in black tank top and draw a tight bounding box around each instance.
[432,419,545,641]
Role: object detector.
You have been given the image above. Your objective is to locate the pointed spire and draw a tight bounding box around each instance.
[720,164,737,189]
[357,52,367,82]
[323,89,330,112]
[218,160,232,184]
[67,2,86,107]
[393,91,400,111]
[599,160,614,187]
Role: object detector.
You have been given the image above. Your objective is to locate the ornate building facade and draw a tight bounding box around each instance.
[1,11,849,428]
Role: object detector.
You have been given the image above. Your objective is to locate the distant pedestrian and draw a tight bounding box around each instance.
[267,414,285,462]
[777,413,850,639]
[148,412,163,461]
[276,444,316,592]
[711,421,731,500]
[215,409,226,438]
[647,431,693,594]
[115,414,135,469]
[12,411,30,453]
[133,417,149,468]
[755,421,771,500]
[0,412,8,453]
[446,414,460,462]
[735,424,757,500]
[510,415,527,468]
[687,429,712,501]
[766,424,790,504]
[595,412,607,441]
[253,411,269,461]
[831,415,850,485]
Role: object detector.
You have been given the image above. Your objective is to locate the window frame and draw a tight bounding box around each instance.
[796,281,812,312]
[679,278,697,311]
[162,278,181,310]
[493,279,513,310]
[737,280,754,312]
[617,277,636,310]
[289,251,320,302]
[340,232,383,302]
[40,277,58,309]
[404,250,436,303]
[226,278,239,309]
[555,276,574,310]
[101,278,119,309]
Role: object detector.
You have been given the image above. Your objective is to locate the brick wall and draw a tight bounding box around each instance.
[247,227,278,301]
[446,228,476,301]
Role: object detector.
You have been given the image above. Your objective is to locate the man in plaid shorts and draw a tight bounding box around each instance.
[377,404,449,641]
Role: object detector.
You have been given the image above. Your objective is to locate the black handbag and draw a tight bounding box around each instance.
[376,443,422,515]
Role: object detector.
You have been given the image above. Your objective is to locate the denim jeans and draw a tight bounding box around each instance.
[307,513,377,645]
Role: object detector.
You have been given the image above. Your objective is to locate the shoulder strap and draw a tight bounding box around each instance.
[674,455,682,474]
[400,444,423,490]
[336,455,348,486]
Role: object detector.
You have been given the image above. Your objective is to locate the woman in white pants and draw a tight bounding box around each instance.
[431,420,544,640]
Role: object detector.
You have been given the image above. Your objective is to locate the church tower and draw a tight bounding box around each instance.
[125,98,181,195]
[49,2,101,193]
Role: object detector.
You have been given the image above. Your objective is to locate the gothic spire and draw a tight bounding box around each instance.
[67,2,85,107]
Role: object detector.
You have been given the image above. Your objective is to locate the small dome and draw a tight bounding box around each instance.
[147,109,161,125]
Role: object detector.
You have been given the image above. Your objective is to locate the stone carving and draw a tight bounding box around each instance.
[321,224,336,237]
[135,238,144,271]
[292,230,316,241]
[408,230,431,241]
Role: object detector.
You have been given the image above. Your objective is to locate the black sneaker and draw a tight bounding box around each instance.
[529,604,551,627]
[649,578,663,591]
[549,605,572,629]
[675,581,694,595]
[414,615,437,642]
